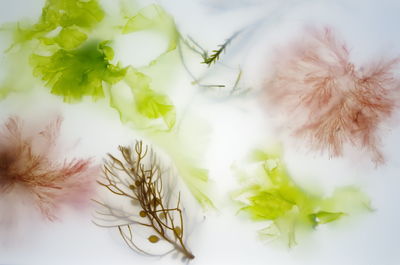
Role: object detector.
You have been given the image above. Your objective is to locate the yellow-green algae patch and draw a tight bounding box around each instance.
[30,41,127,102]
[233,148,371,246]
[10,0,104,50]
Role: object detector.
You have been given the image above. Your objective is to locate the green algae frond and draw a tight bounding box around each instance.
[233,148,371,246]
[30,41,126,102]
[109,67,176,130]
[11,0,104,50]
[123,4,178,53]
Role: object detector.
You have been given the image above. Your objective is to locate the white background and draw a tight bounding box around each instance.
[0,0,400,264]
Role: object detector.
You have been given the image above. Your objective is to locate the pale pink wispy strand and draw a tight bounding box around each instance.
[0,116,98,221]
[264,27,400,164]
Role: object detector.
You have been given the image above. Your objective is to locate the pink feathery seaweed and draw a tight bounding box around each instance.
[264,27,400,164]
[0,116,99,221]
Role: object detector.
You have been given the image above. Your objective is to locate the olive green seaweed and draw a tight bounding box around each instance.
[233,148,371,246]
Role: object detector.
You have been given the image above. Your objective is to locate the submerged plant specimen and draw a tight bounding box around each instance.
[109,67,177,130]
[0,116,98,221]
[31,41,127,102]
[264,27,400,164]
[179,31,245,93]
[10,0,104,50]
[108,4,180,130]
[122,4,179,54]
[95,141,195,260]
[2,0,178,130]
[233,148,370,246]
[201,31,241,66]
[21,4,178,130]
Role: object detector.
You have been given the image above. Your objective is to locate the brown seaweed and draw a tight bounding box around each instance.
[94,141,194,260]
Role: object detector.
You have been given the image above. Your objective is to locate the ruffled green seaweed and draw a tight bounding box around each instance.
[10,0,104,50]
[233,148,371,246]
[30,41,126,102]
[109,67,177,130]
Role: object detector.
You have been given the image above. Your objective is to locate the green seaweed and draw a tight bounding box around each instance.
[30,41,127,102]
[201,31,238,66]
[109,67,176,130]
[3,0,179,121]
[23,1,179,128]
[11,0,104,49]
[179,166,213,208]
[122,4,178,53]
[233,148,371,246]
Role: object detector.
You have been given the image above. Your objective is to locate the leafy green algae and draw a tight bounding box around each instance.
[122,4,178,53]
[11,0,104,50]
[233,148,371,246]
[30,41,126,102]
[24,1,179,130]
[108,67,176,130]
[1,0,106,98]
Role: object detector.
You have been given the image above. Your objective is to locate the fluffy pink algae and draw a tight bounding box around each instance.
[264,27,400,164]
[0,116,98,221]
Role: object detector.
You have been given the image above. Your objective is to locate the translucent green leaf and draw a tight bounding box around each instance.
[123,4,178,52]
[39,27,88,50]
[245,191,294,220]
[178,165,214,209]
[149,119,215,209]
[99,41,115,61]
[109,68,176,130]
[54,27,88,49]
[309,211,345,226]
[135,88,175,127]
[10,0,104,47]
[30,41,127,102]
[233,147,371,246]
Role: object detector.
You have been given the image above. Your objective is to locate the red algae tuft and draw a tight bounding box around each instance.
[264,27,400,164]
[0,116,99,221]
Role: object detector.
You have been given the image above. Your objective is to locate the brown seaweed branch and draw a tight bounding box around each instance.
[94,141,194,260]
